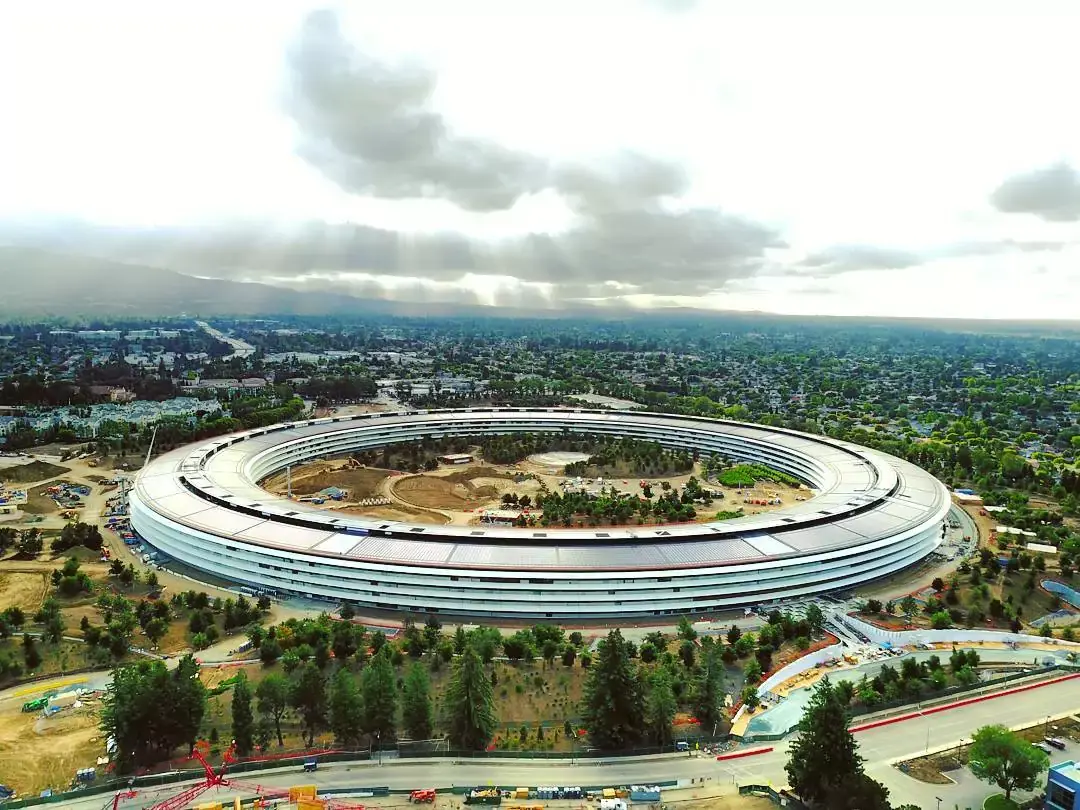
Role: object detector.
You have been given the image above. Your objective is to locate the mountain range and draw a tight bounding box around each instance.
[2,247,1080,336]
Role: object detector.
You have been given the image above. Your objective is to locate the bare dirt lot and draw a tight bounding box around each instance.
[391,467,512,511]
[339,503,450,525]
[262,462,390,499]
[0,700,103,797]
[0,570,49,613]
[23,481,66,515]
[0,461,69,484]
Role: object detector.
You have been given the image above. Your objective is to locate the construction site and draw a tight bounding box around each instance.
[258,452,802,531]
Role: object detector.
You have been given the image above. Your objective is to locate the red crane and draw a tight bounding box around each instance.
[147,742,238,810]
[113,741,366,810]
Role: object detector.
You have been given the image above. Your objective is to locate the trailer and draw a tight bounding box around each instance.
[463,788,502,805]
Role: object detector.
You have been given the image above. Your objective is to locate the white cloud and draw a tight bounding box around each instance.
[0,0,1078,317]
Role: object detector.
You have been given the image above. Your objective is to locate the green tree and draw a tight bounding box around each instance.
[445,643,497,751]
[361,649,397,741]
[329,667,364,749]
[644,668,676,747]
[676,616,697,641]
[231,671,255,756]
[402,663,434,741]
[785,677,886,808]
[968,724,1050,801]
[101,656,206,772]
[805,603,825,635]
[581,629,644,750]
[256,673,290,747]
[289,662,328,747]
[145,617,168,648]
[899,596,918,623]
[692,643,725,731]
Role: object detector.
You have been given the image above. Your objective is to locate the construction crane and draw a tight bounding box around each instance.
[106,741,368,810]
[143,425,159,471]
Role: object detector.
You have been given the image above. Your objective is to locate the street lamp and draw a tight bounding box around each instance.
[376,730,382,766]
[935,796,942,810]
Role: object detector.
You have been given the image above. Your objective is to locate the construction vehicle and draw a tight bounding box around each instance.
[463,788,502,805]
[22,697,47,713]
[409,789,436,803]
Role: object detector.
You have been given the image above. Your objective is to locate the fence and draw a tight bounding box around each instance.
[739,784,807,809]
[395,735,730,759]
[737,664,1078,742]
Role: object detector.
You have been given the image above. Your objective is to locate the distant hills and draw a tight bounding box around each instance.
[1,246,1079,336]
[0,247,452,318]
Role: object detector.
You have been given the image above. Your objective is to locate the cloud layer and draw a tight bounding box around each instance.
[276,9,785,297]
[287,9,547,213]
[990,162,1080,222]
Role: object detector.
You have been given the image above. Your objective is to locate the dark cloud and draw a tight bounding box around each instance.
[286,9,548,212]
[544,154,783,291]
[800,245,922,275]
[990,162,1080,222]
[553,153,688,213]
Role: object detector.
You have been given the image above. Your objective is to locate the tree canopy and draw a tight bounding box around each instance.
[785,677,889,809]
[100,655,206,772]
[581,629,645,751]
[968,724,1050,800]
[445,643,497,751]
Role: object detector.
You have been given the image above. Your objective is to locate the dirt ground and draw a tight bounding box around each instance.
[257,454,804,530]
[0,570,49,613]
[0,699,103,797]
[662,791,776,810]
[339,503,451,525]
[392,469,507,511]
[262,462,390,499]
[0,461,69,484]
[22,484,59,515]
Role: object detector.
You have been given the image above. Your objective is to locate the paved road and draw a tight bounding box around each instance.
[44,675,1080,810]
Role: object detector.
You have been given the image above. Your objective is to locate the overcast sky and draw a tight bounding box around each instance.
[2,0,1079,318]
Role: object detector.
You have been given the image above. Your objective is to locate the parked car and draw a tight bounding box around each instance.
[1033,742,1053,754]
[1046,737,1068,751]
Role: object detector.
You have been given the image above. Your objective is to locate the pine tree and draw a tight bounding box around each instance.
[785,677,889,808]
[692,643,726,731]
[645,668,676,746]
[329,667,364,749]
[445,643,497,751]
[289,662,328,747]
[581,629,644,750]
[402,663,434,741]
[230,670,255,756]
[361,648,397,741]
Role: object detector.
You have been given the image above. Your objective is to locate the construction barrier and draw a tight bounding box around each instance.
[288,785,318,802]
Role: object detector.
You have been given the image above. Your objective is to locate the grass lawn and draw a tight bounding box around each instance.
[983,794,1019,810]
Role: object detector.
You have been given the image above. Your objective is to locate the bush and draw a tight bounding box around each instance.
[931,611,952,629]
